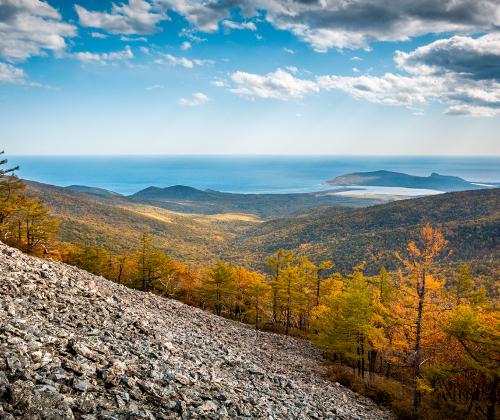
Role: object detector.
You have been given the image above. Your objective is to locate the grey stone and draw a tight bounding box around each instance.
[0,242,393,419]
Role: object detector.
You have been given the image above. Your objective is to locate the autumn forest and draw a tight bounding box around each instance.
[0,153,498,420]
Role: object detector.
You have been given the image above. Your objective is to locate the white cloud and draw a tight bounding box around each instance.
[179,92,209,106]
[317,73,444,107]
[228,68,320,100]
[0,62,26,84]
[162,0,229,32]
[179,28,207,42]
[73,46,134,64]
[75,0,167,35]
[0,61,55,88]
[181,41,191,50]
[0,0,76,61]
[192,58,215,66]
[162,54,214,68]
[222,20,256,31]
[352,67,360,73]
[164,54,193,68]
[283,48,294,54]
[223,33,500,116]
[91,32,107,39]
[120,35,147,41]
[394,32,500,80]
[318,34,500,116]
[211,80,226,87]
[158,0,500,52]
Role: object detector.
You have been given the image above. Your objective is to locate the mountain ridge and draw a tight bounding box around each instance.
[229,188,500,277]
[327,170,490,191]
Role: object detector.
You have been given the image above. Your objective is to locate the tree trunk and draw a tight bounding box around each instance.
[487,374,498,420]
[413,269,426,413]
[285,274,291,335]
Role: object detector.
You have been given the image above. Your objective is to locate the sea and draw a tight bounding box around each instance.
[7,155,500,196]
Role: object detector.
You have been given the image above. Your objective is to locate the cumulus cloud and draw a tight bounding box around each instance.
[222,33,500,116]
[73,46,134,64]
[75,0,167,35]
[162,0,230,32]
[0,0,76,61]
[72,0,500,51]
[179,92,209,106]
[159,0,500,51]
[229,68,320,100]
[395,32,500,80]
[263,0,499,51]
[181,41,192,50]
[318,33,500,116]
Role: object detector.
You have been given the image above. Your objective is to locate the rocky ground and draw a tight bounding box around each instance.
[0,243,392,419]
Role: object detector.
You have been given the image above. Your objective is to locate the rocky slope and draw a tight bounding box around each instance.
[0,244,391,419]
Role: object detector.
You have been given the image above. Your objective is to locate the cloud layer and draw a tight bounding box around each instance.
[0,0,76,60]
[75,0,166,35]
[73,46,134,64]
[163,0,500,51]
[223,33,500,116]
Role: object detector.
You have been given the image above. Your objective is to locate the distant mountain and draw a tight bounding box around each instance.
[66,185,123,197]
[129,185,388,218]
[327,170,489,191]
[132,185,212,200]
[24,180,258,264]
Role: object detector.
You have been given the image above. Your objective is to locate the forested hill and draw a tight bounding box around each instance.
[327,170,489,191]
[229,188,500,276]
[128,185,388,218]
[24,180,260,264]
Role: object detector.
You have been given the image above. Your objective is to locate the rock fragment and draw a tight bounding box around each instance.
[0,243,393,419]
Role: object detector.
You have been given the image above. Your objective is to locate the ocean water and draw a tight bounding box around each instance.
[7,155,500,196]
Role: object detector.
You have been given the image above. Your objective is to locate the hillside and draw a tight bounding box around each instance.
[230,188,500,276]
[327,170,488,191]
[25,181,259,265]
[0,243,391,419]
[129,185,388,218]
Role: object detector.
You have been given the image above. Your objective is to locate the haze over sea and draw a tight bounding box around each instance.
[8,155,500,196]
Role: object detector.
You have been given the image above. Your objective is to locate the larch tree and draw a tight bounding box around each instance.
[135,232,170,292]
[267,249,296,328]
[0,151,25,240]
[200,260,235,316]
[396,225,447,413]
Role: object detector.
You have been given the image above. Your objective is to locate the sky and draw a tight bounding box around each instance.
[0,0,499,155]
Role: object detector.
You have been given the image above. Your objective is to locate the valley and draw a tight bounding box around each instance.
[25,178,499,282]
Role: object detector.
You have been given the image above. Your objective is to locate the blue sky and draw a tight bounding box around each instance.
[1,0,499,155]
